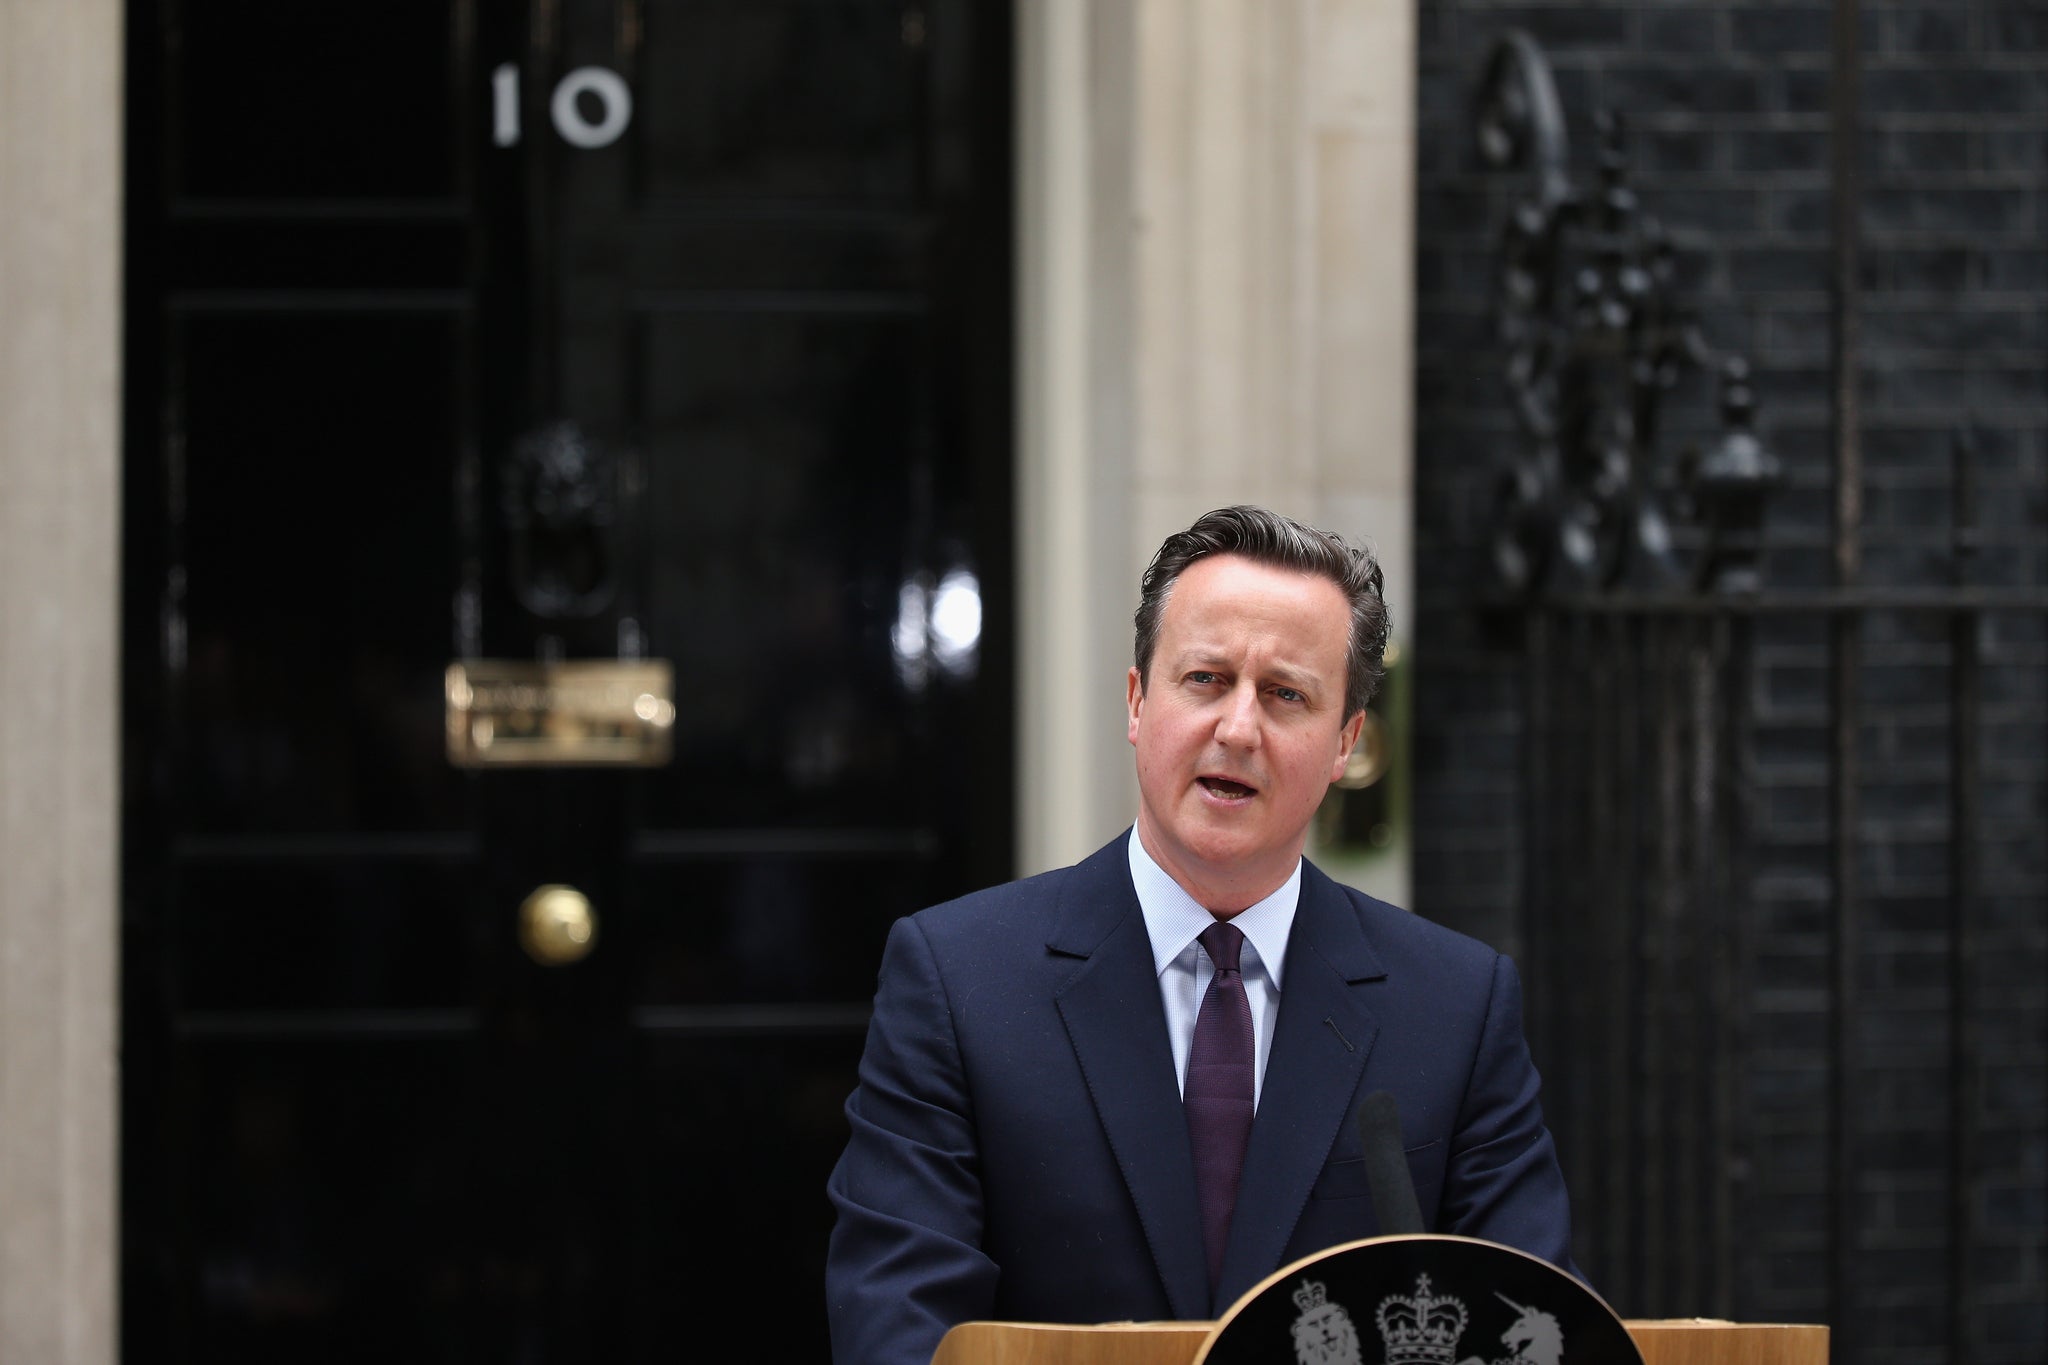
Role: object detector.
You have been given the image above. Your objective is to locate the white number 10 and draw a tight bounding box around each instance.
[492,63,634,150]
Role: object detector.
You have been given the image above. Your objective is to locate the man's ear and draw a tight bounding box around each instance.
[1329,708,1368,783]
[1126,666,1145,746]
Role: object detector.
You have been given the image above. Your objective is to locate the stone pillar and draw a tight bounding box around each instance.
[1016,0,1416,886]
[0,2,122,1362]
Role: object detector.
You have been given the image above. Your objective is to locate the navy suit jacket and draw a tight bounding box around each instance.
[825,835,1575,1365]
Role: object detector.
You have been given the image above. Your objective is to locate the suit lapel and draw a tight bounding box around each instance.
[1216,861,1385,1309]
[1050,838,1213,1322]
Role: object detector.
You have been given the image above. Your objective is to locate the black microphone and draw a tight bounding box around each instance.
[1357,1089,1425,1236]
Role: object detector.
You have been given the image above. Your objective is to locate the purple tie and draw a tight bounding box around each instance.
[1185,920,1254,1292]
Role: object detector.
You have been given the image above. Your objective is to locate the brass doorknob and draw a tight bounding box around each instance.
[518,884,598,966]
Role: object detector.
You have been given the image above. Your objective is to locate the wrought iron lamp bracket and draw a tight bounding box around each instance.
[1475,31,1779,598]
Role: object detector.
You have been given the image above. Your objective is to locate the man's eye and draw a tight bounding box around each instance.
[1187,671,1219,685]
[1274,687,1305,703]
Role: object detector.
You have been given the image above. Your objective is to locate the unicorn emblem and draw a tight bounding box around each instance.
[1489,1293,1563,1365]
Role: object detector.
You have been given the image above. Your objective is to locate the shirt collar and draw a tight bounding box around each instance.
[1126,827,1299,989]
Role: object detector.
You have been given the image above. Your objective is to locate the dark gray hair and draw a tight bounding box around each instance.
[1133,505,1390,719]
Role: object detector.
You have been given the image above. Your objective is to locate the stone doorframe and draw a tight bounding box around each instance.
[1015,0,1417,886]
[0,3,122,1363]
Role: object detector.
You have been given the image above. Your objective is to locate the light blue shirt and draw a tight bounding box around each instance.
[1126,827,1300,1110]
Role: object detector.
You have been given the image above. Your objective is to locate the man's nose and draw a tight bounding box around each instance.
[1215,683,1261,748]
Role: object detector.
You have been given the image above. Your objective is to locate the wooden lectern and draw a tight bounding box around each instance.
[930,1237,1827,1365]
[933,1318,1829,1365]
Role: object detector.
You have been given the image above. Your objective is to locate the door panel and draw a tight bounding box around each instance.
[631,1032,871,1342]
[176,1039,482,1361]
[170,860,479,1012]
[638,310,935,828]
[124,2,1012,1359]
[175,311,467,834]
[625,852,934,1005]
[170,1,464,201]
[637,2,926,204]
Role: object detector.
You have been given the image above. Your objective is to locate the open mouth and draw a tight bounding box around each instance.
[1198,776,1257,800]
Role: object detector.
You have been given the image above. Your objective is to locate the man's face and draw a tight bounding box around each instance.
[1127,553,1365,913]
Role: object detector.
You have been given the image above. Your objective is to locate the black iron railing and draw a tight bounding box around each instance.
[1474,26,2048,1362]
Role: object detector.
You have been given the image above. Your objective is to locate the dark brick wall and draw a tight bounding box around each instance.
[1412,5,2046,1362]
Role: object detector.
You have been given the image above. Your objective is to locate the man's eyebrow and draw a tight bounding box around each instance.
[1263,664,1322,692]
[1171,649,1325,691]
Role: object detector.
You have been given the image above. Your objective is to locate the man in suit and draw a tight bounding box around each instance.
[826,506,1575,1365]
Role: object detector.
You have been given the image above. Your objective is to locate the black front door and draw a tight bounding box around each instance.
[121,4,1012,1359]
